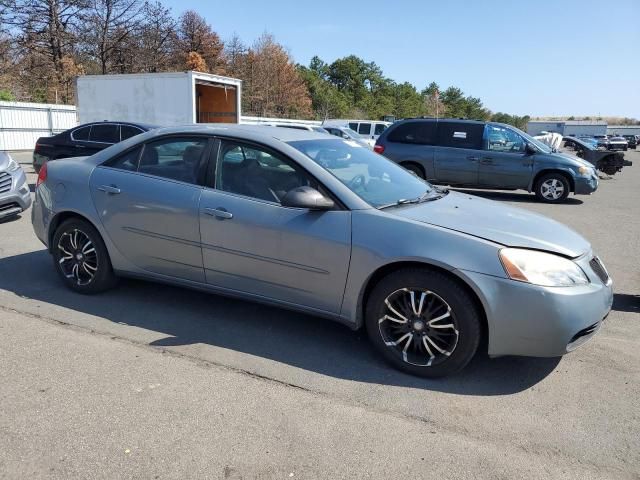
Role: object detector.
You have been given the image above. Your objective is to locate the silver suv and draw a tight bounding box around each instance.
[0,152,31,220]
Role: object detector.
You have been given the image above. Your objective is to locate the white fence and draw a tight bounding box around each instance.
[0,101,78,150]
[0,101,323,151]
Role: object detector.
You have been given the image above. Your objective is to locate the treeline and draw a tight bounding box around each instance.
[0,0,528,127]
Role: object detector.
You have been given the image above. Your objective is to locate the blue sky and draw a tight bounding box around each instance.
[164,0,640,117]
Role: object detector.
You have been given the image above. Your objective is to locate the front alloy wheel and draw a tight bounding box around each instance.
[379,288,459,367]
[366,269,482,377]
[534,173,570,203]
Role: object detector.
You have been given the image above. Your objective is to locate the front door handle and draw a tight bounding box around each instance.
[204,207,233,220]
[98,185,121,194]
[480,157,494,165]
[467,156,479,162]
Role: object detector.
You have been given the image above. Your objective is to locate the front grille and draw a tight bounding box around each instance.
[0,202,19,212]
[590,256,609,284]
[0,172,11,193]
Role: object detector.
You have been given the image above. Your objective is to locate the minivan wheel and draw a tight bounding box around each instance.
[52,218,117,294]
[402,163,425,179]
[365,269,481,378]
[534,173,570,203]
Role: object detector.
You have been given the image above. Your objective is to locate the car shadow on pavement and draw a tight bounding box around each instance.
[612,293,640,313]
[0,249,561,396]
[453,188,584,205]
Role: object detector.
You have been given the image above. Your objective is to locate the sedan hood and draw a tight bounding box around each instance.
[393,191,590,257]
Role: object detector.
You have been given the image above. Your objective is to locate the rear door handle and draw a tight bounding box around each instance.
[204,207,233,220]
[98,185,121,194]
[467,156,479,162]
[480,157,494,165]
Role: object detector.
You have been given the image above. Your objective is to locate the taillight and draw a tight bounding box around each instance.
[34,142,41,153]
[36,162,47,187]
[374,144,385,154]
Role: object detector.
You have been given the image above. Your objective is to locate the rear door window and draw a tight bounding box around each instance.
[436,122,484,149]
[90,124,120,144]
[120,125,144,140]
[387,121,436,145]
[358,123,372,136]
[72,126,91,141]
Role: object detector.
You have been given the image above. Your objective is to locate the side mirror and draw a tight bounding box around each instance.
[281,186,335,210]
[342,133,349,139]
[525,143,538,155]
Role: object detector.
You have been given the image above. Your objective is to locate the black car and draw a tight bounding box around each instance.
[561,136,631,175]
[622,135,637,149]
[33,121,158,173]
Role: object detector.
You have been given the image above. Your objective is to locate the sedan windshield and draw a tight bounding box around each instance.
[288,138,433,208]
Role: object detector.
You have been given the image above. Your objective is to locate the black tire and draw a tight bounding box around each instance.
[534,172,570,203]
[402,163,425,179]
[51,218,117,294]
[365,268,482,378]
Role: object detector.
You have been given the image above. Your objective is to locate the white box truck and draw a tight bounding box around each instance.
[76,71,242,126]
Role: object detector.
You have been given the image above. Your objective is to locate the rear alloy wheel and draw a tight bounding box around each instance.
[366,269,481,377]
[52,218,117,294]
[534,173,570,203]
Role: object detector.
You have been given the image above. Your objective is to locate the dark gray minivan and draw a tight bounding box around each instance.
[375,118,599,203]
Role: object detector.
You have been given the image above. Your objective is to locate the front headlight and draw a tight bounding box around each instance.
[578,165,592,176]
[6,156,20,172]
[499,248,589,287]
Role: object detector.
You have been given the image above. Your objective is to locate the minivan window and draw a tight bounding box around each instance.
[486,125,526,153]
[349,122,358,131]
[387,121,436,145]
[358,123,372,135]
[374,124,387,135]
[90,124,119,144]
[436,122,484,150]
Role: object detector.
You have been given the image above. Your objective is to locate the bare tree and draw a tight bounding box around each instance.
[223,33,246,77]
[137,0,175,72]
[82,0,142,74]
[4,0,85,102]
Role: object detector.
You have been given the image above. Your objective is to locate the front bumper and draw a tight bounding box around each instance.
[458,252,613,358]
[0,169,32,219]
[574,172,599,194]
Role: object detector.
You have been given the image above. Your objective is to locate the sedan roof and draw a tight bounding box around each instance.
[150,123,331,142]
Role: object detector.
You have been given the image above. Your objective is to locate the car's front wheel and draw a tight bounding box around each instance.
[534,173,570,203]
[52,218,117,294]
[365,268,482,377]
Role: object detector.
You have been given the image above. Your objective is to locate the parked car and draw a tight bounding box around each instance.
[592,135,610,149]
[561,136,630,175]
[375,118,599,203]
[265,123,330,134]
[576,136,599,148]
[33,121,158,173]
[0,152,32,220]
[607,136,628,151]
[32,125,613,377]
[323,126,375,149]
[622,135,637,149]
[323,119,391,141]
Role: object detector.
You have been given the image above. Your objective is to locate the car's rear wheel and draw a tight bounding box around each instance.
[365,268,482,377]
[52,218,117,294]
[534,173,570,203]
[402,163,425,179]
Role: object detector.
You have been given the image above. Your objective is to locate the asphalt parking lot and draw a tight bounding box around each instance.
[1,150,638,479]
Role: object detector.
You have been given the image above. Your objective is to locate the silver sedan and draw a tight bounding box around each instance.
[31,125,613,377]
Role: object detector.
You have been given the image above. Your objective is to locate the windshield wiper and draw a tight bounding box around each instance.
[377,188,448,210]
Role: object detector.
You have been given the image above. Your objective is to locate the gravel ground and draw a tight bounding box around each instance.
[0,150,638,479]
